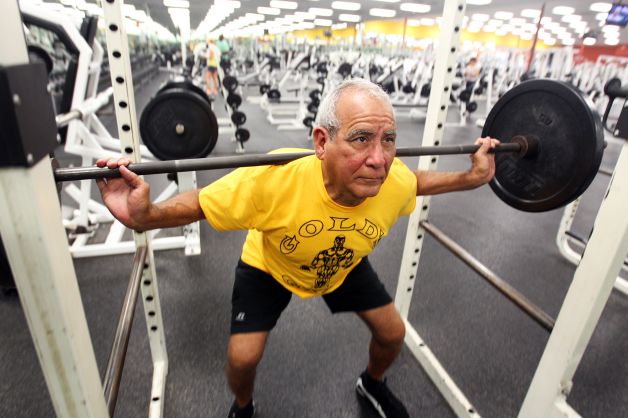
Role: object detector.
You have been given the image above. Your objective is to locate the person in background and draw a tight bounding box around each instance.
[463,57,481,91]
[216,34,231,67]
[205,38,220,97]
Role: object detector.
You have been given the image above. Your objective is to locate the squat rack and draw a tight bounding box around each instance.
[1,1,628,418]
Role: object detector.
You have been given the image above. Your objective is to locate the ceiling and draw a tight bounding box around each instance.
[62,0,628,45]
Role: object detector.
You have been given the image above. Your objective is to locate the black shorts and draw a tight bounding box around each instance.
[207,66,217,73]
[230,257,392,334]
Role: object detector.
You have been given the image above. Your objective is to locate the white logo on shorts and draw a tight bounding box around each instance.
[235,312,246,321]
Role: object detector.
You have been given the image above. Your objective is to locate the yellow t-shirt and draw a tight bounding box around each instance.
[199,149,417,298]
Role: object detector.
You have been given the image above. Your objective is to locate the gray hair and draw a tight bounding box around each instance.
[314,78,393,139]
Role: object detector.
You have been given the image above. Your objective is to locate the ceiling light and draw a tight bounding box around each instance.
[314,18,332,26]
[257,7,280,15]
[400,3,430,13]
[295,11,315,19]
[407,19,420,26]
[467,0,491,5]
[163,0,188,7]
[468,25,481,33]
[552,6,575,15]
[605,38,619,45]
[583,37,596,45]
[510,17,526,26]
[520,33,533,40]
[373,0,400,3]
[331,1,360,11]
[339,13,360,22]
[561,15,581,23]
[483,26,497,33]
[309,7,333,16]
[332,22,347,29]
[521,9,541,18]
[562,38,575,45]
[590,3,612,13]
[270,0,297,9]
[544,38,556,45]
[602,24,620,32]
[494,11,513,20]
[420,18,434,25]
[596,12,609,20]
[246,13,265,21]
[471,13,490,21]
[369,8,396,17]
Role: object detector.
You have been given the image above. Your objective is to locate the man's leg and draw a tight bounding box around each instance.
[226,331,269,407]
[357,303,405,380]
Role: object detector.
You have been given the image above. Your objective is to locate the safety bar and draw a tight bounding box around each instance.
[420,221,555,332]
[103,245,148,416]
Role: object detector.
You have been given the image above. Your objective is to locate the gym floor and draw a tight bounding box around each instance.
[1,71,627,418]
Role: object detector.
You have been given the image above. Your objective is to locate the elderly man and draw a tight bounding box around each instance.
[96,78,498,418]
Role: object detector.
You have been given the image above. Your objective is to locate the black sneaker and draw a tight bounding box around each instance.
[356,371,409,418]
[227,400,255,418]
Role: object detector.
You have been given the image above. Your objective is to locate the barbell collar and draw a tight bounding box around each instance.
[53,143,523,183]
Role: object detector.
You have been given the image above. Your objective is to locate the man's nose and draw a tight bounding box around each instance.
[366,141,387,168]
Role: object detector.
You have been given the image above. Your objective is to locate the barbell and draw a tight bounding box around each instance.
[53,80,605,213]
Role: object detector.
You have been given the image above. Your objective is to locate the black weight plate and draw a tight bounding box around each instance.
[260,84,270,94]
[420,84,431,97]
[303,116,315,127]
[158,80,210,104]
[459,89,471,102]
[140,88,218,160]
[604,77,622,97]
[222,75,238,92]
[231,111,247,126]
[466,101,478,113]
[402,83,415,94]
[337,62,352,78]
[267,89,281,100]
[235,128,250,142]
[307,102,318,114]
[482,79,604,212]
[227,93,242,110]
[309,89,321,101]
[317,76,326,85]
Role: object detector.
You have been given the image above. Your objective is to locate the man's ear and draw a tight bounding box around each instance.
[312,127,329,160]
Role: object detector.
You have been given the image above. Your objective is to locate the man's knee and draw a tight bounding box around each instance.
[227,332,267,372]
[376,313,405,347]
[361,305,406,347]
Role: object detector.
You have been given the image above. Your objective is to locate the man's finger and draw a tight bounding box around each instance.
[119,165,143,188]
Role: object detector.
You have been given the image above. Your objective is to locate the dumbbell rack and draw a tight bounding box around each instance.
[217,66,248,153]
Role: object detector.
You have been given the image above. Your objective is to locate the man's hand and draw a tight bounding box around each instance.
[95,157,153,231]
[467,137,500,187]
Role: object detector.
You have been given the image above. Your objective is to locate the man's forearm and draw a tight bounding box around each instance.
[414,170,485,196]
[140,189,205,231]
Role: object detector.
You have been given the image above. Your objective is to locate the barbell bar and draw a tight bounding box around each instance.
[53,142,525,183]
[53,79,605,213]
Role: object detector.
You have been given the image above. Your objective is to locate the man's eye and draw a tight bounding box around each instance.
[355,136,368,143]
[384,137,396,143]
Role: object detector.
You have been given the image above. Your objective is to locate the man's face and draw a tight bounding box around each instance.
[314,88,396,206]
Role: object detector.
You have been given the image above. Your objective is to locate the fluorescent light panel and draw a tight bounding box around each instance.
[269,1,297,9]
[590,3,612,13]
[399,3,430,13]
[314,18,332,26]
[339,13,360,22]
[370,8,396,17]
[552,6,575,15]
[258,7,280,15]
[309,7,333,16]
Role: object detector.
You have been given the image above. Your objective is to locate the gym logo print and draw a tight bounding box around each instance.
[279,216,384,255]
[300,235,354,289]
